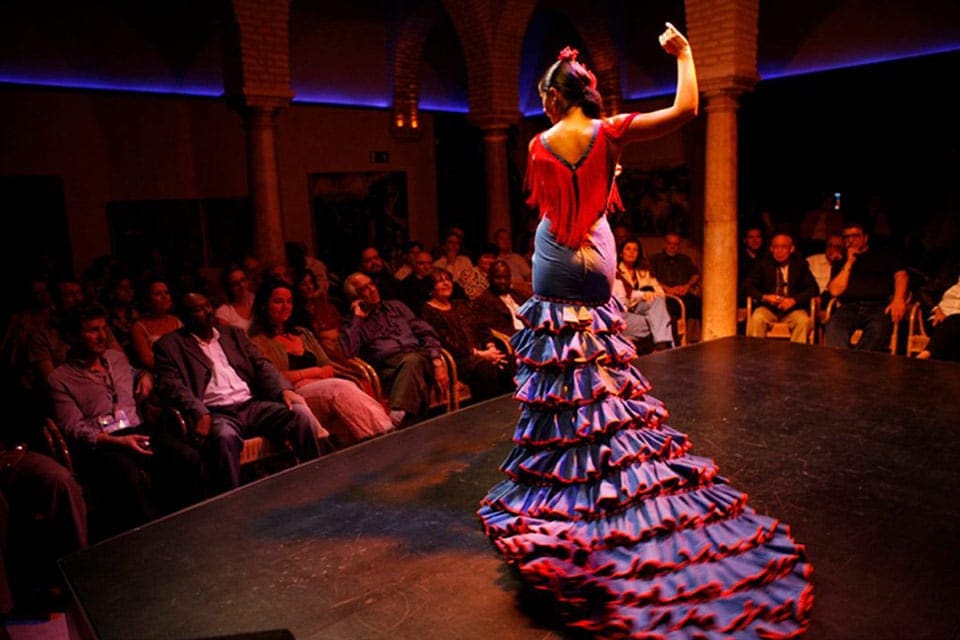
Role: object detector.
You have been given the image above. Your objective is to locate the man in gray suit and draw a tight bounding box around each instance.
[154,293,322,493]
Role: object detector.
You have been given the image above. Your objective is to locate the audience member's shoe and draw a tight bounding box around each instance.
[653,341,673,351]
[389,409,406,428]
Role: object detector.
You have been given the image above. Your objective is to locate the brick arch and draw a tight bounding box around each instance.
[442,0,537,122]
[222,0,293,100]
[390,3,446,132]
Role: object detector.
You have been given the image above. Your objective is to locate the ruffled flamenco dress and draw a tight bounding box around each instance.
[477,116,814,639]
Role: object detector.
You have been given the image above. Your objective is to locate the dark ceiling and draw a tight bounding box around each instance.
[1,0,958,112]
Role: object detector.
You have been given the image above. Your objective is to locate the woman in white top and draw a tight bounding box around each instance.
[433,231,473,281]
[215,266,254,332]
[611,238,674,349]
[917,274,960,360]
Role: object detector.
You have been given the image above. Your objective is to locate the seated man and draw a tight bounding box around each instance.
[743,232,820,343]
[48,303,201,539]
[806,233,845,296]
[393,240,424,281]
[493,227,532,285]
[737,224,765,307]
[154,293,322,494]
[649,231,701,323]
[824,221,908,351]
[470,260,527,341]
[360,246,402,302]
[0,444,87,631]
[340,273,447,427]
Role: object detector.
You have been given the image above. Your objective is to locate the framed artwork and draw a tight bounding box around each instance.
[310,171,408,278]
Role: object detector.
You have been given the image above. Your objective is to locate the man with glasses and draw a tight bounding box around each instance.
[824,221,908,351]
[341,273,446,427]
[743,232,819,343]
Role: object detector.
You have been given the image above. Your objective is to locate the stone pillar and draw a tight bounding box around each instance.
[480,124,512,241]
[701,89,742,341]
[242,97,288,268]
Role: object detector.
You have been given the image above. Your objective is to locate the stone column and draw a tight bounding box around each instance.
[242,97,288,268]
[480,124,512,241]
[701,89,742,341]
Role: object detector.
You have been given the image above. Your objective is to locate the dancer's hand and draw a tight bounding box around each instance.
[659,22,691,57]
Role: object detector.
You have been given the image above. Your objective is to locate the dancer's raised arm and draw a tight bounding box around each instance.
[611,22,699,143]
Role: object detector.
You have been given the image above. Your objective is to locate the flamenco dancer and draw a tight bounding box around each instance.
[478,24,814,638]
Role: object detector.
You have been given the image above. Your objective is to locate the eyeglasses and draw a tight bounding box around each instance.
[842,232,863,239]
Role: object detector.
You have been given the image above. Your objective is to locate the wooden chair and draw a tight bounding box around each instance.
[664,294,688,346]
[745,296,819,344]
[822,298,898,354]
[487,328,515,358]
[350,349,469,414]
[905,302,931,357]
[161,406,296,472]
[42,417,74,472]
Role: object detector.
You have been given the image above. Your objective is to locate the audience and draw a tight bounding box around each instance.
[0,441,86,633]
[649,231,702,341]
[48,304,201,539]
[248,279,392,446]
[457,243,498,301]
[0,195,952,614]
[612,239,674,351]
[153,292,322,494]
[470,261,526,339]
[824,221,908,351]
[433,231,473,281]
[215,266,255,332]
[917,274,960,361]
[420,268,513,401]
[130,277,182,369]
[743,232,820,343]
[359,246,401,301]
[738,224,765,306]
[103,274,140,357]
[806,233,845,296]
[493,228,532,285]
[394,240,424,281]
[340,272,446,428]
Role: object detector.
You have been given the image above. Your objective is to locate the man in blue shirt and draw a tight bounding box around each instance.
[340,273,447,427]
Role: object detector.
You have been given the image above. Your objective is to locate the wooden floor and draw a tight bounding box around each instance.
[59,337,960,640]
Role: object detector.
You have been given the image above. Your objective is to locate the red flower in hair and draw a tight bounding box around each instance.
[557,47,579,62]
[557,46,597,90]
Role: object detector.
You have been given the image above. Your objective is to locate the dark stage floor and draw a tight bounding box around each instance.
[60,337,960,640]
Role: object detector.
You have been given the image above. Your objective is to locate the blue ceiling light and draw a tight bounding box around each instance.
[758,43,960,80]
[0,73,223,97]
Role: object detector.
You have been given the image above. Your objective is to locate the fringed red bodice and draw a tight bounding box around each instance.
[525,114,639,249]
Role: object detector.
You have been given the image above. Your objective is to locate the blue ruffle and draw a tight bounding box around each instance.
[479,294,813,638]
[513,295,627,335]
[511,328,637,367]
[513,395,670,446]
[514,361,652,406]
[499,426,693,482]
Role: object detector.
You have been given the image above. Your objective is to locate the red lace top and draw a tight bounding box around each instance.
[525,114,639,248]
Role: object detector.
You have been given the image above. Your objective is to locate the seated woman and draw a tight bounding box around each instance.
[420,268,514,402]
[612,238,674,351]
[215,266,254,332]
[918,274,960,361]
[130,277,182,369]
[249,279,393,447]
[295,268,342,338]
[103,273,139,358]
